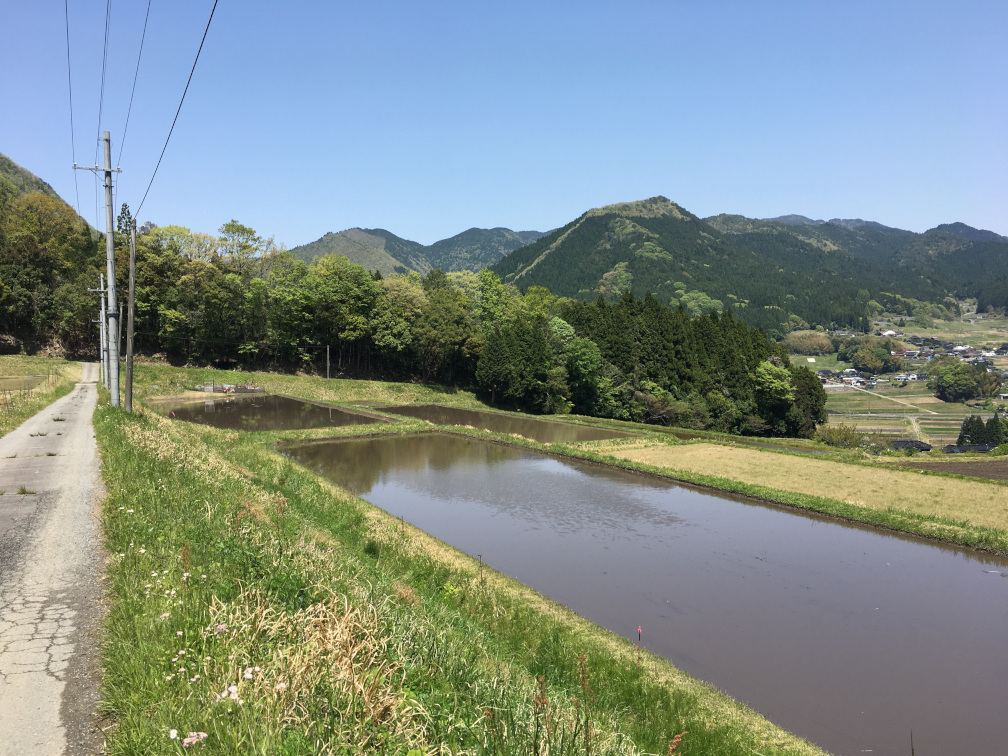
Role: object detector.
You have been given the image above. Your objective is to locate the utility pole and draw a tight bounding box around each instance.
[89,275,108,385]
[75,133,121,403]
[95,275,109,387]
[125,219,137,413]
[327,345,330,379]
[102,132,120,406]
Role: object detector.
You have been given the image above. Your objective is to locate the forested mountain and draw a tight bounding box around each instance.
[931,222,1007,244]
[290,226,545,276]
[0,154,103,354]
[490,196,1008,335]
[0,153,64,203]
[289,228,430,277]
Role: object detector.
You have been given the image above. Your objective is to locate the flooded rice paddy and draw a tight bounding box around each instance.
[282,432,1008,756]
[380,404,636,443]
[159,394,380,431]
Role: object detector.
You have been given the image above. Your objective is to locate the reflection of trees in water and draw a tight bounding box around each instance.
[283,434,684,535]
[381,404,630,443]
[282,435,523,494]
[164,395,376,431]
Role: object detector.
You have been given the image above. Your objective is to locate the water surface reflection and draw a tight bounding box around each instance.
[281,433,1008,756]
[159,394,379,431]
[380,404,636,443]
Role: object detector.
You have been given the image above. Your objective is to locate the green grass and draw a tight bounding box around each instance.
[0,356,79,437]
[892,312,1008,346]
[92,368,826,755]
[788,352,842,371]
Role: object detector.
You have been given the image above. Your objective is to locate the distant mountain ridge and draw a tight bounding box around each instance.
[290,226,546,276]
[490,196,1008,333]
[930,222,1007,244]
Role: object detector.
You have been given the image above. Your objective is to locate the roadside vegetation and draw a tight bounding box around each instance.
[94,367,826,755]
[0,355,80,437]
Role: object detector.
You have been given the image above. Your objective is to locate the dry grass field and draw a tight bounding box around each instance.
[600,441,1008,532]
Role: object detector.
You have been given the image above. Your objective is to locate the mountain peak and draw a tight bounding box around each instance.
[929,222,1007,243]
[590,196,687,220]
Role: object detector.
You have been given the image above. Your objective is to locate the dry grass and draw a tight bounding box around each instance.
[602,442,1008,531]
[208,588,426,752]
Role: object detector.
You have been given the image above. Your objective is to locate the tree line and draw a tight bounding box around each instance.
[0,195,826,437]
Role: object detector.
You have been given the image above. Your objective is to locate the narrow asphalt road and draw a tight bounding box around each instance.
[0,363,105,755]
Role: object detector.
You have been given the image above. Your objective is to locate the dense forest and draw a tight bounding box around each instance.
[0,178,825,437]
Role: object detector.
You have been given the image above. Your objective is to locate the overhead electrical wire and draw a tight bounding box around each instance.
[95,0,111,164]
[93,0,111,229]
[117,0,152,168]
[64,0,81,216]
[137,0,218,217]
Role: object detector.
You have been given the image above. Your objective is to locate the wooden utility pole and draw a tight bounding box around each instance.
[125,219,137,413]
[327,345,330,379]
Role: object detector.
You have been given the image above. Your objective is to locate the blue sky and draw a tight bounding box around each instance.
[3,1,1006,246]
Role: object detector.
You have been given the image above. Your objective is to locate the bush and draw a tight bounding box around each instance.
[782,330,834,355]
[815,423,890,452]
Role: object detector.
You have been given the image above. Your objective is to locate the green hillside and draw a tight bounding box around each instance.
[490,196,1008,334]
[0,152,64,206]
[290,226,544,276]
[289,228,430,277]
[426,227,544,271]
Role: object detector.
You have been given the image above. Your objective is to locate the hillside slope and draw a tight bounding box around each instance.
[0,152,65,204]
[491,196,1008,332]
[290,226,545,275]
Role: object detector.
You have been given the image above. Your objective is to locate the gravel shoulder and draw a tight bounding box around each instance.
[0,363,106,755]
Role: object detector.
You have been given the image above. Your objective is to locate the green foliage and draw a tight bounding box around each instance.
[928,359,1000,402]
[957,413,1005,446]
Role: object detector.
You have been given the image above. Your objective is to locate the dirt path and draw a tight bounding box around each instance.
[0,363,105,755]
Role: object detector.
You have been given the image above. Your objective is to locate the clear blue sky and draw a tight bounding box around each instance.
[3,1,1006,246]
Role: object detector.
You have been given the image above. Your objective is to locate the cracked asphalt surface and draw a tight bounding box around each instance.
[0,364,105,755]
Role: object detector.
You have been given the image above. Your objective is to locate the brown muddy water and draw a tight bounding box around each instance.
[158,394,380,431]
[282,433,1008,756]
[380,404,636,443]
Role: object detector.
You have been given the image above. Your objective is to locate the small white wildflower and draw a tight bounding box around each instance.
[169,729,178,739]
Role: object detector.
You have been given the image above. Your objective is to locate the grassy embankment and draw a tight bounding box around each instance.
[94,364,826,755]
[595,440,1008,555]
[0,355,81,437]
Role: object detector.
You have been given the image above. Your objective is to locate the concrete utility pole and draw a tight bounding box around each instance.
[125,219,137,413]
[77,134,122,402]
[98,275,109,387]
[89,275,108,386]
[102,131,121,407]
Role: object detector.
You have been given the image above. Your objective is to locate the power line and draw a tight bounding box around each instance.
[95,0,111,166]
[137,0,218,217]
[117,0,152,168]
[64,0,81,216]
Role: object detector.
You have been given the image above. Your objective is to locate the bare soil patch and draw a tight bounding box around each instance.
[888,456,1008,482]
